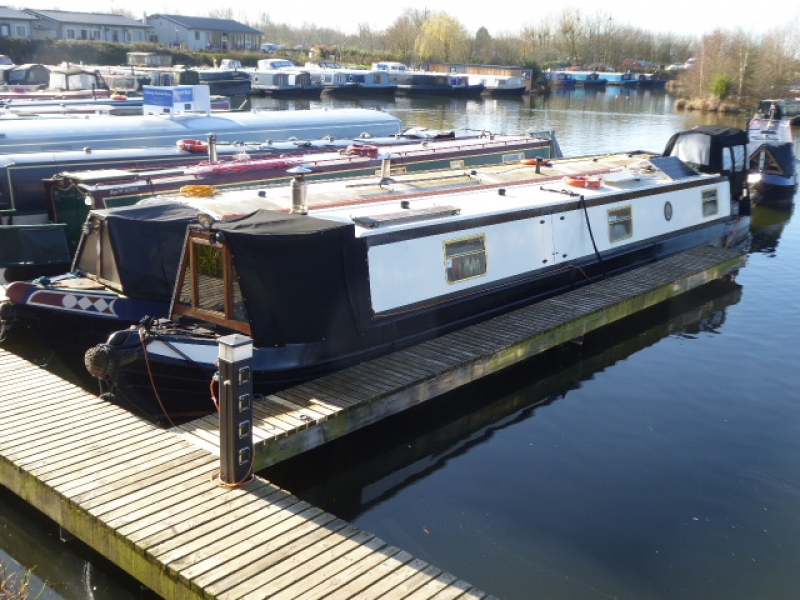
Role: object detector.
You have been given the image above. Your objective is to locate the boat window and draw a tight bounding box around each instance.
[502,153,524,164]
[702,189,719,217]
[195,244,226,313]
[608,206,633,242]
[445,235,487,283]
[730,145,747,172]
[173,234,250,333]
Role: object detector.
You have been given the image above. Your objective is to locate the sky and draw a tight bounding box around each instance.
[15,0,800,38]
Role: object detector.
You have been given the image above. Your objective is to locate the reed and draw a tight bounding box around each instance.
[0,563,44,600]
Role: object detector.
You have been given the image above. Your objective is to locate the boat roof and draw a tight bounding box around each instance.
[154,149,718,241]
[0,108,403,152]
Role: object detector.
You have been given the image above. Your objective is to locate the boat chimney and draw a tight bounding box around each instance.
[379,152,394,182]
[287,166,312,214]
[206,132,218,163]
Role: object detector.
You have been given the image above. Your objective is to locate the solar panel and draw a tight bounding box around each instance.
[649,156,700,180]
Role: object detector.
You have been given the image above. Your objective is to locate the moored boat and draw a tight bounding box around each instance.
[305,62,397,97]
[747,116,798,207]
[46,131,558,246]
[1,130,560,335]
[82,125,751,423]
[0,65,112,101]
[245,58,322,98]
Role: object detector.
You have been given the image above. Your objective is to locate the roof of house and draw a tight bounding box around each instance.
[0,6,37,20]
[23,9,149,27]
[146,14,262,34]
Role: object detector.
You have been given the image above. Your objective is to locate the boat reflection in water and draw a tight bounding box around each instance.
[264,277,743,518]
[749,204,794,257]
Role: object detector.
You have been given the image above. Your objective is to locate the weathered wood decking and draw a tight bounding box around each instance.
[0,349,493,599]
[177,245,746,470]
[0,244,745,599]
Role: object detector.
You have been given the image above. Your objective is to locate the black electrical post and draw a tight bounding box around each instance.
[218,334,253,485]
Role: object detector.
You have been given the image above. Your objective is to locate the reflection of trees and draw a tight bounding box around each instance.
[264,279,743,519]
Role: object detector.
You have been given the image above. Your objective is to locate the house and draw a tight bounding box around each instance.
[23,9,150,43]
[0,6,37,38]
[145,14,262,52]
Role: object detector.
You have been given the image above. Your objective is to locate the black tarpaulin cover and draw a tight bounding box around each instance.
[97,202,200,300]
[211,209,370,347]
[751,142,797,177]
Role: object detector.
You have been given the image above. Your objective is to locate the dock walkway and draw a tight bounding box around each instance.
[0,244,745,599]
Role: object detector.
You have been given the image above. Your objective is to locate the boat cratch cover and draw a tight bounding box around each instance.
[83,202,201,300]
[663,125,749,174]
[663,125,749,203]
[189,210,370,347]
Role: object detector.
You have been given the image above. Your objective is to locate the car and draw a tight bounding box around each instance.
[260,43,279,54]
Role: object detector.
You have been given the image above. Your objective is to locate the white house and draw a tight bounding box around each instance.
[0,6,37,38]
[145,14,262,52]
[23,9,150,43]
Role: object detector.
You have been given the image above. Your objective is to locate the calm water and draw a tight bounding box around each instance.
[3,88,800,599]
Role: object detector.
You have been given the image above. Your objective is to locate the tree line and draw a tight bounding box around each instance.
[241,7,800,106]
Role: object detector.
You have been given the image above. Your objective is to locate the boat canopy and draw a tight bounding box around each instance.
[662,125,749,174]
[75,202,200,300]
[749,142,797,178]
[184,210,370,346]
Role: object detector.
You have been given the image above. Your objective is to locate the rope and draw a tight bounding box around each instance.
[138,327,178,429]
[179,184,217,197]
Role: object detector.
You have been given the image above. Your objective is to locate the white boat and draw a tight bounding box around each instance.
[0,103,401,154]
[83,125,751,422]
[479,75,528,97]
[304,62,397,96]
[371,62,478,97]
[0,65,112,101]
[245,58,322,98]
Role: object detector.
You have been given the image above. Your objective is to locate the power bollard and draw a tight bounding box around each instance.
[218,334,254,485]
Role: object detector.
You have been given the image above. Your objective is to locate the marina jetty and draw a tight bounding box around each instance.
[0,242,746,598]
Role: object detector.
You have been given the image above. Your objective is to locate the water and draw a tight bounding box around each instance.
[3,88,800,599]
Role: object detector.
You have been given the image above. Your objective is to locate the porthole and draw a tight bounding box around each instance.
[664,201,673,221]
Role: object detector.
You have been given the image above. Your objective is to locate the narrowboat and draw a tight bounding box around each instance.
[1,131,560,338]
[747,116,797,207]
[45,131,558,249]
[82,125,751,423]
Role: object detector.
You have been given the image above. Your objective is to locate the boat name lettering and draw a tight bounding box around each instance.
[109,186,143,196]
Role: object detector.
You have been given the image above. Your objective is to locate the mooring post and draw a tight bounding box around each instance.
[218,334,254,485]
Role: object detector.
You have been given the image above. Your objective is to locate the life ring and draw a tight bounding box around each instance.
[177,139,209,153]
[110,93,128,100]
[564,175,602,189]
[343,144,380,157]
[519,158,552,166]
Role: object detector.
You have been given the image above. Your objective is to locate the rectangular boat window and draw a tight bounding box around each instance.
[502,152,524,164]
[195,244,226,314]
[702,189,719,217]
[445,234,487,283]
[608,206,633,242]
[450,159,465,168]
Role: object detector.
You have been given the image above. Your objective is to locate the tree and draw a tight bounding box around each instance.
[415,12,470,63]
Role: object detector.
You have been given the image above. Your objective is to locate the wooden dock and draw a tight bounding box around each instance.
[0,244,745,599]
[176,245,746,469]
